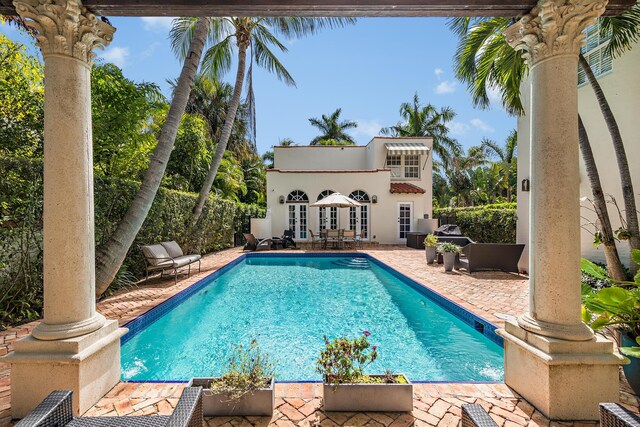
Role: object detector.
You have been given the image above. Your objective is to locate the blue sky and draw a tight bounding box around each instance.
[2,17,516,156]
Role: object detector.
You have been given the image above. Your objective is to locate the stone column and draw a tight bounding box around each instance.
[497,0,625,420]
[5,0,126,417]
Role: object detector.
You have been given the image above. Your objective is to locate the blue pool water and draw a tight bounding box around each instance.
[121,255,504,382]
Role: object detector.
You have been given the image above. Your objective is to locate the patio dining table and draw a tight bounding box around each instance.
[321,229,344,249]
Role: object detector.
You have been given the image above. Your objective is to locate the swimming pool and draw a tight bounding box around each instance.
[121,253,504,382]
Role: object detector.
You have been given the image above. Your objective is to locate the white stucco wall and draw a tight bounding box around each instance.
[266,137,434,244]
[517,43,640,269]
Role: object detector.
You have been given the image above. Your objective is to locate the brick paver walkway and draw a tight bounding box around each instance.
[1,246,638,426]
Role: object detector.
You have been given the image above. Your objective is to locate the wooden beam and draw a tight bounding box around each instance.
[1,0,633,18]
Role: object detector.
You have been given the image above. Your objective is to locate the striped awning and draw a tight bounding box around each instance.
[385,142,429,155]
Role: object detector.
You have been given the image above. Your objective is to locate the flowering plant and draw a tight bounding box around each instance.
[210,338,276,400]
[316,331,379,384]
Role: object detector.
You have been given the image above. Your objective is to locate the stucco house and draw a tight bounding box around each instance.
[261,137,434,244]
[516,29,640,272]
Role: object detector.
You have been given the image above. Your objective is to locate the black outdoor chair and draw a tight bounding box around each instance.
[15,387,203,427]
[282,229,297,248]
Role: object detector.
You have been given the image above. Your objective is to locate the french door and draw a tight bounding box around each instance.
[318,207,338,230]
[287,204,308,240]
[397,202,413,241]
[349,205,369,239]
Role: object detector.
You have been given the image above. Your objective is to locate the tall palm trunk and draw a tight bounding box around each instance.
[190,41,248,227]
[579,53,640,273]
[94,17,210,296]
[578,115,626,281]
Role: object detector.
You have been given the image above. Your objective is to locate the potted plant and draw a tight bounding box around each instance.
[424,234,438,264]
[316,331,413,412]
[581,250,640,395]
[188,339,276,416]
[437,242,461,272]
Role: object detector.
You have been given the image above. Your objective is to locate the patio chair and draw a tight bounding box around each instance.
[15,387,203,427]
[140,241,202,284]
[343,229,356,248]
[461,404,499,427]
[308,229,324,249]
[326,229,342,249]
[600,403,640,427]
[243,233,273,251]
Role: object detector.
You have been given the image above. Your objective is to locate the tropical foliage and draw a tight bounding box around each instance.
[316,331,379,384]
[309,108,358,145]
[434,203,517,244]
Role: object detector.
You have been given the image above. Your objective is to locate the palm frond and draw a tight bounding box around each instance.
[200,36,234,80]
[252,36,296,87]
[601,4,640,58]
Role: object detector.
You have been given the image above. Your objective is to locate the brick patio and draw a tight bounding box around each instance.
[1,247,638,426]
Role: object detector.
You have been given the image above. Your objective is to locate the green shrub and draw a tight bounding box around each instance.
[0,157,265,329]
[434,203,517,243]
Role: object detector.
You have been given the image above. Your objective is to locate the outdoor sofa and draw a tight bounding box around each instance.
[140,241,202,283]
[458,243,524,273]
[461,403,640,427]
[15,387,203,427]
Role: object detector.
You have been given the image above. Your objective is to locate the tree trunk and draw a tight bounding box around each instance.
[578,115,626,281]
[579,53,640,273]
[190,42,248,227]
[94,17,211,296]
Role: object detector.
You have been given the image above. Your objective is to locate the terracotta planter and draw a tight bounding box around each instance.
[442,252,456,271]
[323,375,413,412]
[188,377,274,416]
[622,334,640,395]
[425,247,436,264]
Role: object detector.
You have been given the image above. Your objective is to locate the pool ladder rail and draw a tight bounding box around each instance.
[331,258,371,269]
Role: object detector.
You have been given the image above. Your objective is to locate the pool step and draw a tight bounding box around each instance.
[331,258,371,269]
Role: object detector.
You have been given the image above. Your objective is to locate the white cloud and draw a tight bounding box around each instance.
[487,85,501,102]
[434,67,444,79]
[448,121,470,136]
[141,17,175,31]
[470,118,495,133]
[435,80,456,94]
[100,46,129,68]
[353,119,383,139]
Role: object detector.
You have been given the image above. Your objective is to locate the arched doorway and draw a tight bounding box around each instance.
[348,190,370,239]
[286,190,308,240]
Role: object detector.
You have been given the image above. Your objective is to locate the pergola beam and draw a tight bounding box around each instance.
[0,0,635,17]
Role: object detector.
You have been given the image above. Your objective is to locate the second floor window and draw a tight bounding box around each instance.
[578,22,612,85]
[386,154,420,179]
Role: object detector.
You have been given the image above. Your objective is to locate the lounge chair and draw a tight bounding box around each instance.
[140,241,202,283]
[458,243,525,273]
[282,229,297,248]
[243,233,273,251]
[15,387,203,427]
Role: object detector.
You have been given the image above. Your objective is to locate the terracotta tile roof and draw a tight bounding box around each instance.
[390,182,426,194]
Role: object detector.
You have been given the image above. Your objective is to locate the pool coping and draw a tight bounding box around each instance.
[121,252,504,384]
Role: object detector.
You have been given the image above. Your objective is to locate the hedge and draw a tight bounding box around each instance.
[0,157,265,328]
[433,203,517,244]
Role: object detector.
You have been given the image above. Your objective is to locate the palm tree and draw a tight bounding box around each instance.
[449,8,640,273]
[262,138,296,169]
[381,93,462,167]
[94,17,211,295]
[171,17,355,228]
[481,130,517,202]
[308,108,358,145]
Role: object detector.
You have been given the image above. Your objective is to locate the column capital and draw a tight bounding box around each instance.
[13,0,115,64]
[504,0,608,66]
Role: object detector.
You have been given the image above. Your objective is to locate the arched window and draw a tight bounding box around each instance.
[349,190,370,203]
[317,190,336,201]
[287,190,308,203]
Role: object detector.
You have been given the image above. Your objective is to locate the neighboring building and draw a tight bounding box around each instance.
[517,31,640,272]
[264,137,434,244]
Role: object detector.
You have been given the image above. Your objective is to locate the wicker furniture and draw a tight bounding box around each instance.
[458,243,525,273]
[600,403,640,427]
[15,387,203,427]
[461,404,498,427]
[140,241,202,283]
